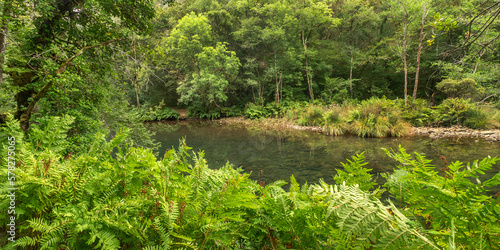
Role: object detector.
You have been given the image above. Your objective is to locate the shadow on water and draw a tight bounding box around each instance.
[146,120,500,192]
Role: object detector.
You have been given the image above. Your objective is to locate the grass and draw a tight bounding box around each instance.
[323,106,348,136]
[297,105,324,126]
[242,97,499,138]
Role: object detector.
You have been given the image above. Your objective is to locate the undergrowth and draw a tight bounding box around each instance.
[244,97,500,137]
[0,115,499,249]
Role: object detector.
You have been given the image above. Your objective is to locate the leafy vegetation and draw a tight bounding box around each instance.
[245,97,499,137]
[1,0,499,147]
[0,0,499,248]
[134,101,180,121]
[1,116,499,249]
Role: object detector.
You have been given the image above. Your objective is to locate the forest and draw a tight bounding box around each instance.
[1,0,500,249]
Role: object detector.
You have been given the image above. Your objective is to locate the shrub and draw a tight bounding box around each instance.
[348,97,409,137]
[383,146,500,248]
[333,152,378,192]
[244,103,284,119]
[297,105,324,126]
[156,107,181,120]
[398,98,436,127]
[244,103,265,119]
[221,105,243,117]
[136,100,180,121]
[187,104,221,119]
[485,107,500,128]
[323,106,348,135]
[435,98,473,126]
[284,106,303,121]
[263,103,283,118]
[437,78,480,99]
[463,107,489,129]
[3,114,499,249]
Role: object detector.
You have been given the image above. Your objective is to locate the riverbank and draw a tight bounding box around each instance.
[411,126,500,141]
[219,116,500,142]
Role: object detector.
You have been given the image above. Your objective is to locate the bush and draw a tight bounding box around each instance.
[323,106,348,135]
[435,98,473,126]
[244,103,266,119]
[136,101,180,121]
[221,105,243,117]
[485,107,500,128]
[297,105,324,126]
[463,107,489,129]
[348,97,409,137]
[187,104,221,119]
[383,146,500,248]
[398,98,436,127]
[244,103,284,119]
[437,78,483,100]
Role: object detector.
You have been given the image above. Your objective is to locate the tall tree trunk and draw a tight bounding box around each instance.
[251,85,256,104]
[0,1,11,87]
[302,27,314,100]
[403,21,408,107]
[279,69,283,101]
[274,50,280,104]
[132,34,140,108]
[349,47,354,99]
[413,3,428,100]
[257,69,263,105]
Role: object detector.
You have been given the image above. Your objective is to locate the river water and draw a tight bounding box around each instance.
[147,120,500,189]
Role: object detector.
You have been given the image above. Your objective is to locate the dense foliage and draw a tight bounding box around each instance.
[1,116,499,249]
[1,0,500,248]
[1,0,500,143]
[244,97,500,137]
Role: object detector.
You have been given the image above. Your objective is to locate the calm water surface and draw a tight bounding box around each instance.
[147,121,500,188]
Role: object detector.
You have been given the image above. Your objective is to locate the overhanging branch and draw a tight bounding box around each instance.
[19,39,118,130]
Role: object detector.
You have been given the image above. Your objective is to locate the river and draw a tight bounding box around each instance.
[147,120,500,190]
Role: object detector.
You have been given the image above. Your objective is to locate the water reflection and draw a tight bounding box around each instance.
[147,121,500,189]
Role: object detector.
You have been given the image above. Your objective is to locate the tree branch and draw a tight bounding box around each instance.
[19,39,118,131]
[57,39,116,74]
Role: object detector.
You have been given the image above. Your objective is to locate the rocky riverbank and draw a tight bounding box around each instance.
[410,126,500,142]
[220,117,500,142]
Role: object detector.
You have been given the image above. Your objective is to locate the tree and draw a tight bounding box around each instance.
[413,1,430,100]
[166,12,241,115]
[177,43,240,112]
[390,0,425,106]
[293,0,336,101]
[330,0,381,99]
[4,0,155,131]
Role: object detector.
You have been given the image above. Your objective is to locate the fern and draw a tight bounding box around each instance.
[334,152,379,192]
[383,146,500,248]
[315,181,439,249]
[28,115,75,154]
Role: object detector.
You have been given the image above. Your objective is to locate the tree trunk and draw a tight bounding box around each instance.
[251,85,256,104]
[413,3,428,100]
[0,1,11,87]
[279,69,283,101]
[349,47,354,99]
[302,27,314,100]
[257,69,263,105]
[403,21,408,107]
[274,50,280,104]
[132,34,140,108]
[13,71,36,131]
